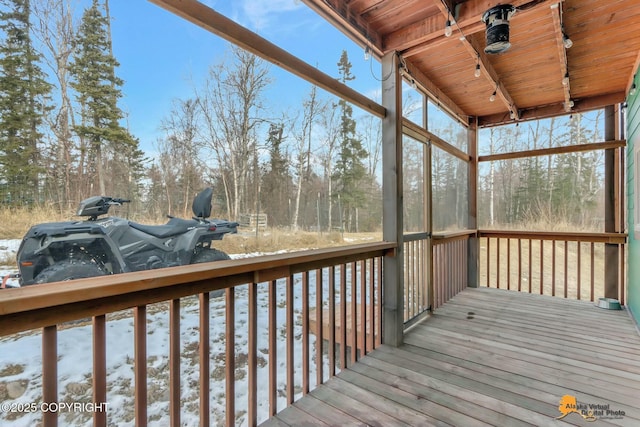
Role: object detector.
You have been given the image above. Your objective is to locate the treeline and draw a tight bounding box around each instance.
[401,107,605,233]
[148,48,382,231]
[0,0,382,232]
[478,113,604,230]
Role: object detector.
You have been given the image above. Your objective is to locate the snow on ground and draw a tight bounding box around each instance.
[0,239,20,287]
[0,241,370,426]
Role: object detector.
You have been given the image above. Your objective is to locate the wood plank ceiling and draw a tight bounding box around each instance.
[302,0,640,126]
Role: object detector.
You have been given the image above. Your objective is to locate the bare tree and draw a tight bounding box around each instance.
[319,100,340,232]
[291,85,324,230]
[158,98,204,217]
[32,0,77,206]
[196,46,271,219]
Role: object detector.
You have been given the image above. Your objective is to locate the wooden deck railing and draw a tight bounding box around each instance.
[0,242,394,427]
[402,230,473,326]
[432,231,473,309]
[403,232,429,323]
[479,230,627,304]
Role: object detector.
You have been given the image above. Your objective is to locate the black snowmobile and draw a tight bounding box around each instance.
[6,188,237,287]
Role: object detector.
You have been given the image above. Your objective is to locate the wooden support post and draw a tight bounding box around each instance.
[604,105,619,299]
[426,134,434,311]
[467,117,479,288]
[382,52,404,347]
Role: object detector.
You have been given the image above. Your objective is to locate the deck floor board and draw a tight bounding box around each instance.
[260,288,640,427]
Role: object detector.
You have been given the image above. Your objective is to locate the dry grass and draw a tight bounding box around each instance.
[0,206,77,239]
[479,238,606,301]
[214,229,381,255]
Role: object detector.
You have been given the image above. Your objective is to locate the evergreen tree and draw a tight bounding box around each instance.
[261,123,292,227]
[332,50,367,231]
[0,0,51,204]
[69,0,142,197]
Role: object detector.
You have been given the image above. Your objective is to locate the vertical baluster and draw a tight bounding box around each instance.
[268,280,277,416]
[328,266,336,376]
[577,242,582,300]
[518,239,522,292]
[315,269,323,386]
[463,239,468,291]
[359,260,366,358]
[507,238,511,291]
[564,241,568,299]
[486,237,491,288]
[497,238,501,289]
[286,275,294,405]
[170,299,181,427]
[369,258,375,352]
[552,240,556,297]
[376,257,383,347]
[93,315,106,427]
[134,306,147,427]
[590,243,595,302]
[43,325,57,427]
[302,272,310,395]
[419,241,423,308]
[528,239,532,294]
[421,240,426,308]
[225,289,235,425]
[405,242,410,321]
[436,245,440,307]
[451,241,456,297]
[620,244,625,305]
[456,240,460,293]
[447,243,452,301]
[412,241,417,317]
[248,282,258,425]
[199,293,210,427]
[339,264,347,371]
[540,240,544,294]
[350,262,357,366]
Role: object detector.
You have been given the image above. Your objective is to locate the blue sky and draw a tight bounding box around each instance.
[104,0,382,151]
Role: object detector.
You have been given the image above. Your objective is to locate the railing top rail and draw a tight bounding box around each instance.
[433,229,477,244]
[478,229,627,244]
[403,232,430,242]
[0,242,395,335]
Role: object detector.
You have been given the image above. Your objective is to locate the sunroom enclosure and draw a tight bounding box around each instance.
[0,0,634,426]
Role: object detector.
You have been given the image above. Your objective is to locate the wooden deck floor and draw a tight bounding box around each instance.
[261,287,640,427]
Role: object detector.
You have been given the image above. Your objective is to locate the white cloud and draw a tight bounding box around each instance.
[240,0,305,31]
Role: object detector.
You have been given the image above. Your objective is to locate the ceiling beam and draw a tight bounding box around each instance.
[402,59,469,124]
[148,0,385,118]
[466,35,520,120]
[550,2,571,112]
[300,0,383,57]
[478,92,625,127]
[393,0,560,58]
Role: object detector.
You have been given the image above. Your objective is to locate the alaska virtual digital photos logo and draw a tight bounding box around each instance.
[556,395,625,422]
